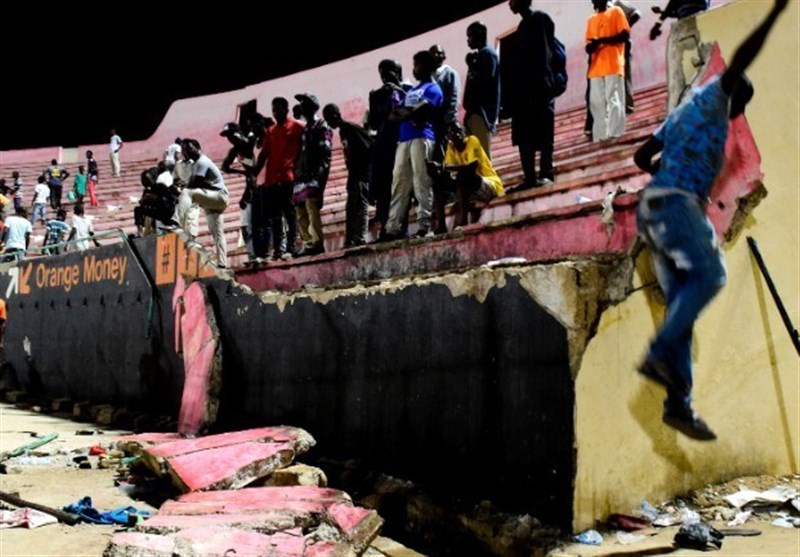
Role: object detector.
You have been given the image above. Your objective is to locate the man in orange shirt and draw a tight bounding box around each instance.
[585,0,631,141]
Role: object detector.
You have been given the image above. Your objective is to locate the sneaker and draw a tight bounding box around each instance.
[536,177,554,187]
[663,408,717,441]
[637,358,676,390]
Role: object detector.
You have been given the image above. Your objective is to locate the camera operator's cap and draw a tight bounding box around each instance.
[294,93,320,111]
[220,122,240,136]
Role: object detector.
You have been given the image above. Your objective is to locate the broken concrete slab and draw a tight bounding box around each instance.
[176,486,351,506]
[103,531,175,557]
[144,426,314,462]
[129,427,315,490]
[164,441,297,492]
[115,433,183,456]
[106,526,353,557]
[328,504,384,554]
[264,463,329,487]
[136,511,310,535]
[158,497,327,516]
[177,282,223,436]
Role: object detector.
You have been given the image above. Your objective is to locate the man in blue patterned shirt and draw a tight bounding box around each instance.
[633,0,788,441]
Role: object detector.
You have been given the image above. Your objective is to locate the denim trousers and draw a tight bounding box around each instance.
[637,191,727,410]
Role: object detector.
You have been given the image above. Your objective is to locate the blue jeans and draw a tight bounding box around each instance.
[31,203,47,225]
[637,192,727,411]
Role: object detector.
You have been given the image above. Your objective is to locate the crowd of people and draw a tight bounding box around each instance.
[1,0,712,269]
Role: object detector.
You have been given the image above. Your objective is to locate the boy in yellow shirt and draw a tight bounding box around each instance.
[428,123,504,233]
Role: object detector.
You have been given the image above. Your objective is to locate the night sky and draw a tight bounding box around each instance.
[1,2,505,151]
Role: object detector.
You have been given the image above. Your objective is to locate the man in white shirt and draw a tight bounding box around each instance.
[3,207,33,261]
[109,128,123,177]
[176,139,230,268]
[164,137,182,172]
[31,176,50,226]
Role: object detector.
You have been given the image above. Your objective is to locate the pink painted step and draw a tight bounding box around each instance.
[176,486,350,506]
[164,441,297,492]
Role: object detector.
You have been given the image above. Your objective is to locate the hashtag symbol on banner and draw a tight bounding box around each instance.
[161,244,171,275]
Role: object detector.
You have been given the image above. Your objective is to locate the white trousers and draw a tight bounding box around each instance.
[590,75,626,142]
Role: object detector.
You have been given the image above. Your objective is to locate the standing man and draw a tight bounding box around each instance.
[164,137,182,172]
[323,103,374,247]
[634,0,788,440]
[613,0,641,114]
[650,0,710,41]
[253,97,305,261]
[175,139,230,268]
[586,0,631,142]
[0,297,6,351]
[430,45,461,129]
[293,93,333,256]
[2,207,32,261]
[11,171,23,213]
[86,150,100,207]
[45,159,69,210]
[463,21,501,160]
[109,128,123,177]
[508,0,558,189]
[367,60,413,239]
[383,50,444,239]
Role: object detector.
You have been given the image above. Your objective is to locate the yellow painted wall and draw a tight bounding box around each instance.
[574,0,800,530]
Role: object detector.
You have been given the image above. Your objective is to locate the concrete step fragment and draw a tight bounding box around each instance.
[164,441,296,492]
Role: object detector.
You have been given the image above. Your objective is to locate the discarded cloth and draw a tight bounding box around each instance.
[63,496,150,526]
[0,508,58,529]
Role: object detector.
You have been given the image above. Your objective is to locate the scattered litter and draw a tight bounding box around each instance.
[615,531,647,545]
[78,462,92,470]
[89,446,107,456]
[674,521,724,550]
[0,433,59,462]
[0,508,58,529]
[575,195,592,203]
[727,510,752,526]
[680,507,701,525]
[107,205,122,212]
[653,512,681,527]
[723,486,798,509]
[129,196,139,204]
[771,517,800,528]
[10,456,52,467]
[638,501,659,521]
[574,529,603,545]
[75,430,99,436]
[792,498,800,513]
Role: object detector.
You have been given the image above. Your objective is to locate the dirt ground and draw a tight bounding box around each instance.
[0,403,425,557]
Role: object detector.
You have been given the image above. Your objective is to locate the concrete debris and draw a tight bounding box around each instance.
[105,429,382,556]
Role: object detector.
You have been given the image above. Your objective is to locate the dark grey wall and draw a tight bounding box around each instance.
[1,239,575,528]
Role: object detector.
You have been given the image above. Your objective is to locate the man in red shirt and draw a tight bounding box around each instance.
[254,97,305,261]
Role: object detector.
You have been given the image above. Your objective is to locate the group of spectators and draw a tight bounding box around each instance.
[1,1,710,269]
[0,146,107,262]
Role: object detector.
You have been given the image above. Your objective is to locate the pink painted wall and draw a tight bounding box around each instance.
[0,1,731,165]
